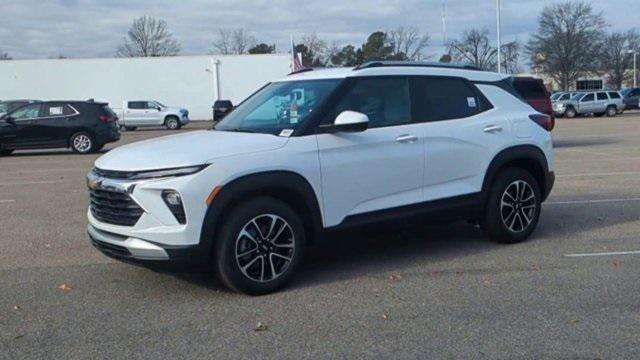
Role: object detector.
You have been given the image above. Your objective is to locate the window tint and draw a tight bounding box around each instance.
[608,92,621,99]
[630,89,640,97]
[581,93,595,102]
[412,77,483,122]
[560,94,570,101]
[128,101,147,109]
[597,92,608,100]
[10,104,41,120]
[513,79,547,98]
[332,77,411,128]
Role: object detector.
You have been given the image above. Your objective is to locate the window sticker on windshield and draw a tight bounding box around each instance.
[49,107,63,115]
[467,97,477,108]
[279,129,294,137]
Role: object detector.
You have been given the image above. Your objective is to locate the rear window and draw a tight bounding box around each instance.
[42,103,76,116]
[100,105,118,118]
[513,78,547,98]
[608,92,621,99]
[128,101,146,109]
[412,77,490,122]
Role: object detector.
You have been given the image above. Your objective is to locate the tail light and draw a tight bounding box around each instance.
[98,115,112,122]
[529,114,554,131]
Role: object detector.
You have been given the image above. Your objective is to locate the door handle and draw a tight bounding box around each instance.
[483,125,503,133]
[396,134,418,143]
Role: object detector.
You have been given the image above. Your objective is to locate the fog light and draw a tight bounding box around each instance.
[162,190,186,224]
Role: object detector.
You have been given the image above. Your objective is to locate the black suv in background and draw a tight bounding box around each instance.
[621,88,640,110]
[0,100,120,156]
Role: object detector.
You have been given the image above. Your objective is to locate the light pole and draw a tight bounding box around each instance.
[496,0,502,73]
[628,49,637,88]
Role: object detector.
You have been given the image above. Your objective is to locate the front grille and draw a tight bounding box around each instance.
[89,188,144,226]
[90,237,132,258]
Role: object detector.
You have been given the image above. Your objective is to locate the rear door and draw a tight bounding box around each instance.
[596,92,609,112]
[34,103,81,145]
[411,76,505,201]
[124,101,147,125]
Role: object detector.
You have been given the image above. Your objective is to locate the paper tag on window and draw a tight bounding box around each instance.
[50,106,63,115]
[467,97,477,108]
[279,129,294,137]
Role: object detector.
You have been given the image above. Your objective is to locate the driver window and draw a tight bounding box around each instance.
[581,93,594,102]
[11,104,41,120]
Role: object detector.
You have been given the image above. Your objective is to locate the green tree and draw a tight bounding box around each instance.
[358,31,401,63]
[248,43,276,54]
[330,45,359,67]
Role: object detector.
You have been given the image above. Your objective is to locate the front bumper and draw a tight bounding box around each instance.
[88,224,208,270]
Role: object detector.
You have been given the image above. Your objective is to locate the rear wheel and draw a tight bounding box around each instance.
[482,168,541,244]
[214,197,305,295]
[124,126,137,131]
[165,116,180,130]
[70,132,96,154]
[606,106,617,117]
[0,149,14,156]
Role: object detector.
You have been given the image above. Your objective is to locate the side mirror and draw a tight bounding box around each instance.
[324,111,369,133]
[213,100,234,121]
[155,107,162,111]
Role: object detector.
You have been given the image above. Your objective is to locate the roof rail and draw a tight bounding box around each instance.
[288,68,314,76]
[353,61,481,71]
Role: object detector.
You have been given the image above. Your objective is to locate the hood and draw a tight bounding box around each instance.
[95,130,288,172]
[164,106,186,113]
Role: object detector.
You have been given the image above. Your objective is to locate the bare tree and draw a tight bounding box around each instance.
[0,50,11,60]
[388,27,430,60]
[501,41,521,74]
[448,28,497,70]
[598,30,640,89]
[117,16,180,57]
[526,1,606,90]
[212,28,256,55]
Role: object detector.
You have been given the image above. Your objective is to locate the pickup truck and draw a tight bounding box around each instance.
[116,100,189,130]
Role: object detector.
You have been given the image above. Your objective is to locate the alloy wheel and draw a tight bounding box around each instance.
[73,134,92,153]
[235,214,295,282]
[500,180,537,233]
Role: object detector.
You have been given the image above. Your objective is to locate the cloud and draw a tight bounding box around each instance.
[0,0,638,59]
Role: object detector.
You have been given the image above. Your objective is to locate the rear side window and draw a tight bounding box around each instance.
[513,79,547,98]
[597,92,608,100]
[42,103,76,117]
[411,77,487,122]
[608,92,621,99]
[128,101,147,109]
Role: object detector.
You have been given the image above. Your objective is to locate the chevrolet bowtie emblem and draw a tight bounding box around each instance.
[88,178,100,190]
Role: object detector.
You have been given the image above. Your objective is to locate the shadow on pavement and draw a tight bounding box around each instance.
[553,137,620,148]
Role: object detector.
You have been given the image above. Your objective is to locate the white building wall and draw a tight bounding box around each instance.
[0,54,291,120]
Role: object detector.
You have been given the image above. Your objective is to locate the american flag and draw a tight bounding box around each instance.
[291,36,305,72]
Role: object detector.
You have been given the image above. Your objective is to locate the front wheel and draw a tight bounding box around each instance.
[482,168,541,244]
[70,132,96,154]
[214,197,305,295]
[564,107,576,118]
[165,117,180,130]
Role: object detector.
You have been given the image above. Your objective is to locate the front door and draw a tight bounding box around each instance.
[578,93,596,113]
[0,103,43,148]
[316,77,424,227]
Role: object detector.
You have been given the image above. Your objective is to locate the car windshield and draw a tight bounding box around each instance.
[620,89,631,96]
[153,101,166,107]
[0,102,8,114]
[571,93,584,100]
[551,93,562,100]
[214,79,342,135]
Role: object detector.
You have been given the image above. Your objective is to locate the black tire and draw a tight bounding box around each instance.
[564,107,576,118]
[70,132,96,154]
[0,149,14,156]
[165,116,180,130]
[482,168,542,244]
[124,126,137,131]
[214,197,305,295]
[606,106,617,117]
[594,112,604,117]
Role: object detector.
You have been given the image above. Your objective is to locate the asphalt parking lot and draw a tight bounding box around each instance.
[2,115,640,359]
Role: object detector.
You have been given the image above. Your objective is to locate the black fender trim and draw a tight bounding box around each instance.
[482,145,554,202]
[198,171,324,258]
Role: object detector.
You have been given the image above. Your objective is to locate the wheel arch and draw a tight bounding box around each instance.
[67,128,97,147]
[164,114,180,122]
[199,170,324,257]
[482,145,551,203]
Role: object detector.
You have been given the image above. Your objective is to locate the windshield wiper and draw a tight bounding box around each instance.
[215,128,256,133]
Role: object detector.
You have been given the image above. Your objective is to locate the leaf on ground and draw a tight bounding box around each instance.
[13,305,20,310]
[58,283,73,291]
[613,260,620,267]
[254,321,268,332]
[381,314,388,320]
[389,274,402,282]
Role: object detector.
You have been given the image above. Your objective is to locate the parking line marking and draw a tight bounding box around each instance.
[0,199,15,203]
[558,171,640,178]
[0,180,65,186]
[545,198,640,205]
[565,250,640,258]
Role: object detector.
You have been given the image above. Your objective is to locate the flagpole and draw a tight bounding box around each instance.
[290,34,295,70]
[442,0,447,53]
[496,0,502,73]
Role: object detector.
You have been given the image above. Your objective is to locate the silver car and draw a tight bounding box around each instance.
[553,91,625,118]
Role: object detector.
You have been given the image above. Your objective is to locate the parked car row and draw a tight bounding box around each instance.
[551,90,625,118]
[0,98,191,156]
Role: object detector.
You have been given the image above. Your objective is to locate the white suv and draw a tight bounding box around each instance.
[87,62,555,295]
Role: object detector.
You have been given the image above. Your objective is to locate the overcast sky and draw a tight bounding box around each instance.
[1,0,638,60]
